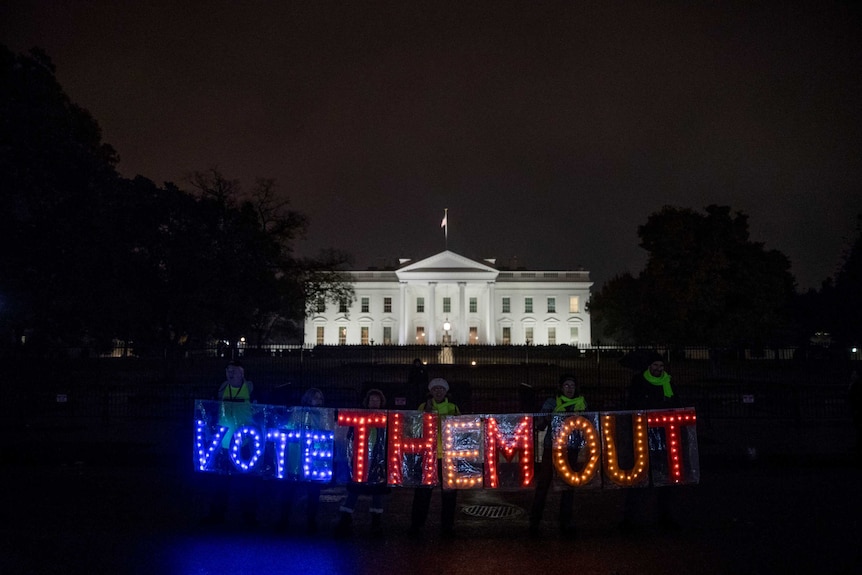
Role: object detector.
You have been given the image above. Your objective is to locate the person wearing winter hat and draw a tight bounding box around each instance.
[622,352,681,533]
[409,378,461,538]
[529,373,587,538]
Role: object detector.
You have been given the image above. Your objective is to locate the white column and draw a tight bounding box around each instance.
[486,282,496,344]
[458,282,467,345]
[427,282,437,345]
[399,282,408,345]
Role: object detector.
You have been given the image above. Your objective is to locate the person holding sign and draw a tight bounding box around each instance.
[202,361,258,526]
[335,388,390,537]
[529,373,587,537]
[408,378,461,538]
[622,352,681,532]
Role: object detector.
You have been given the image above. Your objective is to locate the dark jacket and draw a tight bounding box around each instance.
[627,371,680,410]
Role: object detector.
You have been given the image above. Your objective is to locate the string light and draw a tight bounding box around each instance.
[552,415,601,487]
[338,410,388,483]
[601,413,649,487]
[443,418,483,488]
[193,400,700,491]
[387,412,437,486]
[647,410,697,483]
[195,420,228,471]
[484,416,534,488]
[229,426,263,471]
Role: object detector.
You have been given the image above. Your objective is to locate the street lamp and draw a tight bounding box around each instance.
[443,318,451,345]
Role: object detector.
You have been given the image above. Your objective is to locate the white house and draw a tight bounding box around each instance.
[305,250,592,346]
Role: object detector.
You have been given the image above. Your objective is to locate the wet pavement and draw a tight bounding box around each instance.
[4,419,861,575]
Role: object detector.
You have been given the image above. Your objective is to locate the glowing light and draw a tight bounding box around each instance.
[483,416,534,488]
[195,420,229,471]
[387,412,437,486]
[647,410,697,483]
[229,426,263,471]
[442,417,483,489]
[601,413,649,487]
[338,410,388,483]
[552,415,601,487]
[302,430,335,481]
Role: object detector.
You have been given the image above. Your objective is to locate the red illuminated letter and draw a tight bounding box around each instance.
[337,410,388,483]
[386,412,438,486]
[483,416,534,488]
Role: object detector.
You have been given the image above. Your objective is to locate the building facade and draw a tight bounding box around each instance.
[305,250,592,346]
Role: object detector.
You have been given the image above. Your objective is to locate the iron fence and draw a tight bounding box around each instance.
[12,345,856,428]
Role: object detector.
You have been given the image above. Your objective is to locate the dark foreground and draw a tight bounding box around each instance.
[3,421,861,575]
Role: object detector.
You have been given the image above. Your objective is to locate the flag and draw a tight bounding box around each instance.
[441,210,447,228]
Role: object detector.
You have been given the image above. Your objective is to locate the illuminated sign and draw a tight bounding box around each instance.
[193,400,699,489]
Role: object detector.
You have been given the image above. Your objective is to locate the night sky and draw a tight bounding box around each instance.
[2,1,860,291]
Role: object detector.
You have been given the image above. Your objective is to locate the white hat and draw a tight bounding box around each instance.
[428,378,449,392]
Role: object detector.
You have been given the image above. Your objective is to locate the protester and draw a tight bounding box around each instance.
[406,358,429,408]
[621,352,681,532]
[203,361,258,526]
[409,378,461,538]
[529,373,587,537]
[335,388,390,537]
[276,387,328,533]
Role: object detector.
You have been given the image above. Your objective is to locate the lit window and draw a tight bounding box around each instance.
[502,327,511,345]
[525,327,533,345]
[338,326,347,345]
[316,326,324,345]
[469,326,478,343]
[569,327,579,345]
[547,297,556,313]
[383,326,392,345]
[502,297,510,313]
[415,326,425,344]
[361,326,369,345]
[548,327,556,345]
[569,296,579,313]
[525,297,533,313]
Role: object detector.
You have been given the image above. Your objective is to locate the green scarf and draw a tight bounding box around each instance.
[643,369,674,398]
[555,395,586,412]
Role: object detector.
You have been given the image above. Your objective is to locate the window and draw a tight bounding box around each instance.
[315,297,325,313]
[547,297,556,313]
[361,297,369,313]
[338,326,347,345]
[339,300,349,313]
[417,297,425,313]
[316,326,324,345]
[383,326,392,345]
[502,297,510,313]
[569,327,579,345]
[548,327,556,345]
[525,327,534,344]
[469,297,477,313]
[443,297,451,313]
[469,326,478,343]
[502,326,511,345]
[415,326,425,344]
[525,297,533,313]
[361,326,369,345]
[384,297,392,313]
[569,296,579,314]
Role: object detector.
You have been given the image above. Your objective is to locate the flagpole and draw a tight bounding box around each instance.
[442,208,448,250]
